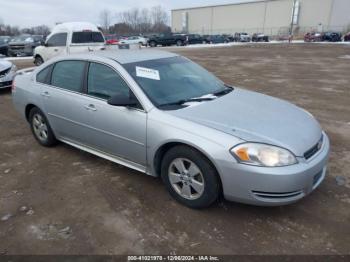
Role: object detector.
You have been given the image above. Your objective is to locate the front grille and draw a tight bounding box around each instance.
[252,190,303,199]
[0,68,11,77]
[304,136,323,160]
[9,45,25,50]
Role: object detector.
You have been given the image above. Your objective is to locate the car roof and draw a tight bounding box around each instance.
[63,49,179,64]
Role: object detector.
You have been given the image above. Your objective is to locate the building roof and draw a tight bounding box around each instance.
[66,49,179,64]
[171,0,276,12]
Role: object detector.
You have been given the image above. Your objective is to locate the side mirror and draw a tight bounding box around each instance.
[44,42,49,47]
[107,92,137,107]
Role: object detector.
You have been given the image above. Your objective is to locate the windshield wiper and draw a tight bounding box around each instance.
[158,97,215,108]
[213,86,234,97]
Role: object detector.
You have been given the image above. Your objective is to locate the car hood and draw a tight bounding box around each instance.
[9,41,28,45]
[0,60,12,71]
[168,88,322,156]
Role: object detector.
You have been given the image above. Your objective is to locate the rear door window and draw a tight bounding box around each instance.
[72,32,105,43]
[51,61,86,92]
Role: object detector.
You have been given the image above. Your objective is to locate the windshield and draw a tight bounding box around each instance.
[10,35,33,42]
[123,56,229,108]
[72,32,105,43]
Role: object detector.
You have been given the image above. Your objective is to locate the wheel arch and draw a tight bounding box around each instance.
[153,141,224,197]
[25,104,40,122]
[153,141,223,183]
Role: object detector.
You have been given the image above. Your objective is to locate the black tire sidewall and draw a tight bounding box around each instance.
[29,107,57,147]
[161,146,220,209]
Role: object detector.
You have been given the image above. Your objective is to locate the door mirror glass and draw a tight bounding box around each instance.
[107,92,137,107]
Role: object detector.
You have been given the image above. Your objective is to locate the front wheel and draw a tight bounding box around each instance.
[29,107,57,147]
[161,146,220,208]
[34,56,44,66]
[176,40,183,46]
[149,41,157,47]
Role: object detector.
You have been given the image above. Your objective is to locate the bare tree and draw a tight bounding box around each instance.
[115,5,170,35]
[99,9,112,33]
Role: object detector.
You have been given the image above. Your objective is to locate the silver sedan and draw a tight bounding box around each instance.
[12,50,330,208]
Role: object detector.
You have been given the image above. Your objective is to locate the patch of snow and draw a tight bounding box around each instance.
[339,55,350,59]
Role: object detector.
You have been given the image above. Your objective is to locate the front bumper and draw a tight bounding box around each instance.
[0,70,15,89]
[218,132,330,206]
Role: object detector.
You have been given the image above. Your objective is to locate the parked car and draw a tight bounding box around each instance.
[185,34,204,45]
[148,33,186,47]
[0,60,16,89]
[0,36,11,56]
[321,32,342,42]
[304,32,322,42]
[105,34,119,45]
[234,32,251,42]
[120,36,148,46]
[12,50,330,208]
[8,35,43,57]
[344,32,350,42]
[206,35,228,44]
[34,22,106,66]
[252,33,269,42]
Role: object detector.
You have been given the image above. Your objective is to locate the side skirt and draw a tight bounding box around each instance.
[59,137,148,174]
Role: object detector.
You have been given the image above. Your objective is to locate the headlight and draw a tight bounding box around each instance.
[231,143,297,167]
[10,65,17,72]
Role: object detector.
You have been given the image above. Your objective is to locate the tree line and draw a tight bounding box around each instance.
[100,5,171,35]
[0,5,170,37]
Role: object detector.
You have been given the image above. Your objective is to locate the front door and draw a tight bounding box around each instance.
[44,33,67,61]
[82,62,147,166]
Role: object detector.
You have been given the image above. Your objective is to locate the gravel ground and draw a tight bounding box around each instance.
[0,43,349,255]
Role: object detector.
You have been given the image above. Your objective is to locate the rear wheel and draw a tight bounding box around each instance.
[29,107,57,147]
[161,146,220,209]
[149,41,157,47]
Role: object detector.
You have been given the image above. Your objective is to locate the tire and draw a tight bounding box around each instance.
[149,41,157,47]
[161,146,220,209]
[34,56,44,66]
[29,107,57,147]
[176,40,183,46]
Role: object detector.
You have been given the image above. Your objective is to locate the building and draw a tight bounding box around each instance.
[171,0,350,36]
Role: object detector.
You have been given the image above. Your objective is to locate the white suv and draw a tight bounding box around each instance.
[119,36,147,46]
[34,22,105,66]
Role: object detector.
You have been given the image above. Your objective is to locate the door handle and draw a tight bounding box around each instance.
[54,49,59,52]
[41,91,50,98]
[84,104,97,111]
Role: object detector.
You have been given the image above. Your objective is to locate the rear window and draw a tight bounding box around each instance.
[72,32,104,44]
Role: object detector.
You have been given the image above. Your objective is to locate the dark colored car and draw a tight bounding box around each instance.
[204,35,228,44]
[0,36,11,56]
[148,33,186,47]
[8,35,44,57]
[344,32,350,42]
[185,34,204,45]
[322,32,342,42]
[252,33,269,42]
[304,32,322,42]
[104,34,119,45]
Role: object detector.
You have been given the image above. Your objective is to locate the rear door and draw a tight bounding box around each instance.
[39,60,95,145]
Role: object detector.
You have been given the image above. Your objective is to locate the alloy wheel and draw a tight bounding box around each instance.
[168,158,205,200]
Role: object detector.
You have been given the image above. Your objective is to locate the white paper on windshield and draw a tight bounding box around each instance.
[136,66,160,81]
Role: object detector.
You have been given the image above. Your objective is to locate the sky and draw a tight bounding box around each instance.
[0,0,253,28]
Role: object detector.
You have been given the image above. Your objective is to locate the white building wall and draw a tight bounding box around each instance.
[172,0,350,35]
